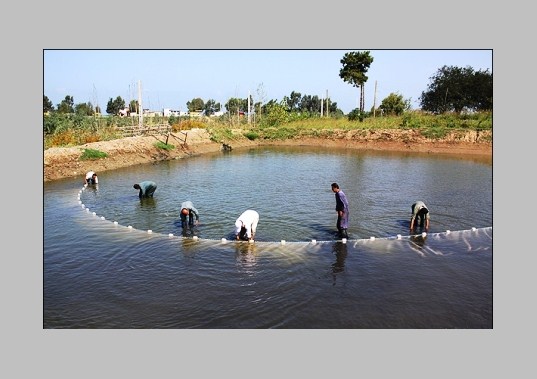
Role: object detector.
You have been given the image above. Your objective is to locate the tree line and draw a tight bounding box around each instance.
[44,51,492,123]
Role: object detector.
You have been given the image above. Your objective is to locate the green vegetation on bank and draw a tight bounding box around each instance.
[207,111,492,143]
[80,148,108,160]
[154,141,175,150]
[44,57,492,149]
[44,110,492,149]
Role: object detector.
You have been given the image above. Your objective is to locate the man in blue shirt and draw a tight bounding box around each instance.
[133,181,157,198]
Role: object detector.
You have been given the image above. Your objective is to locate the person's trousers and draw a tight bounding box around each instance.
[337,211,349,231]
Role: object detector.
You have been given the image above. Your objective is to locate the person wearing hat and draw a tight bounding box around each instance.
[180,200,200,228]
[331,182,349,238]
[410,201,430,232]
[133,180,157,198]
[235,209,259,242]
[84,171,98,185]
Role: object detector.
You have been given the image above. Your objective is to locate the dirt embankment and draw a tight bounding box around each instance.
[43,128,492,182]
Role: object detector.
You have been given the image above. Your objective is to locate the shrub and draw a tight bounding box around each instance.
[244,131,259,140]
[80,148,108,160]
[347,108,366,122]
[154,141,175,150]
[172,119,207,131]
[47,130,78,147]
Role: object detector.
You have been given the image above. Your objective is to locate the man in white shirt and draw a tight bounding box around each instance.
[235,210,259,242]
[85,171,98,185]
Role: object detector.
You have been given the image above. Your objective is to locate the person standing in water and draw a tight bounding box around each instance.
[331,182,349,238]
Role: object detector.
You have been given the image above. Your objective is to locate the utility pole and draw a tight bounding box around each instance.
[373,80,377,117]
[326,89,329,117]
[248,90,251,124]
[138,80,143,128]
[92,84,99,117]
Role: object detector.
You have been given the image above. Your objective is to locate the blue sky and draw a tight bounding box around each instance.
[44,49,492,115]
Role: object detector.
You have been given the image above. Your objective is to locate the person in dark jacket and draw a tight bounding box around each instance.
[331,182,349,238]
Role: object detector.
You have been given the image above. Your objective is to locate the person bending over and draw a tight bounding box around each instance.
[410,201,430,232]
[133,181,157,198]
[180,200,200,228]
[235,209,259,242]
[85,171,98,185]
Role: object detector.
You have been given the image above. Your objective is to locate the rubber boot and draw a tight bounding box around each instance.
[341,229,348,238]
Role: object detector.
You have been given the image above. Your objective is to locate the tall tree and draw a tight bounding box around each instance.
[298,95,321,113]
[75,102,95,116]
[339,51,374,113]
[57,95,74,114]
[419,65,492,113]
[43,95,54,113]
[106,96,126,115]
[283,91,302,112]
[225,97,242,114]
[129,100,139,114]
[186,98,205,112]
[204,99,221,116]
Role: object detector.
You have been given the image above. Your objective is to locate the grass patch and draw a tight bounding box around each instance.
[207,127,235,143]
[80,148,108,160]
[244,131,260,140]
[44,111,492,148]
[154,141,175,150]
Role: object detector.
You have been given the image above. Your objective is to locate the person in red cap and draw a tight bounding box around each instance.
[180,200,199,229]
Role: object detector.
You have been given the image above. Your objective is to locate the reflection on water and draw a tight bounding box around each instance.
[44,146,492,328]
[331,242,348,286]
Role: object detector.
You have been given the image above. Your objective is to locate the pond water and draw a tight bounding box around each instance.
[44,146,492,328]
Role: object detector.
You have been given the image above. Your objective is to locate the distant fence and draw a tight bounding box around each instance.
[116,124,171,137]
[116,124,188,145]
